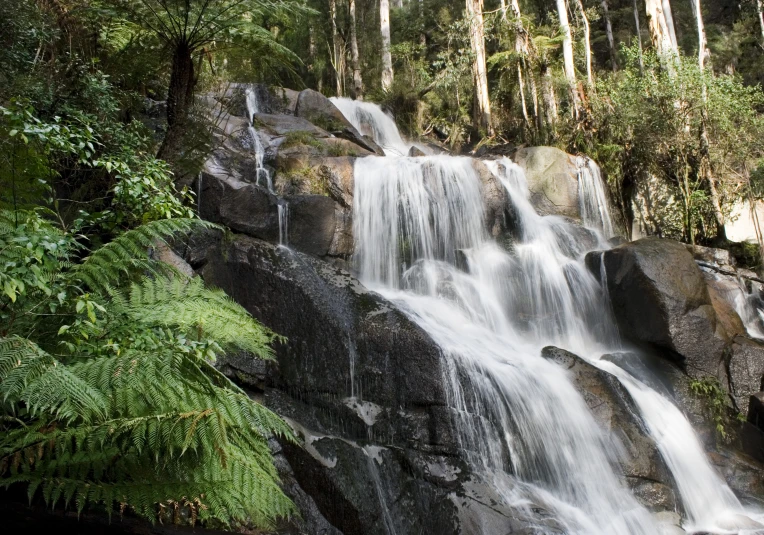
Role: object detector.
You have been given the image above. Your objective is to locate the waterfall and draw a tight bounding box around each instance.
[246,87,289,246]
[244,88,274,191]
[577,156,615,238]
[330,97,414,156]
[343,102,762,533]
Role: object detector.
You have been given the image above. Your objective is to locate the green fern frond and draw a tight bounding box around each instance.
[74,219,217,293]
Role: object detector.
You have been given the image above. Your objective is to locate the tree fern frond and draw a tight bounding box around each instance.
[74,219,217,293]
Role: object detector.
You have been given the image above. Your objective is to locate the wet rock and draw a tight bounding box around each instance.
[254,112,331,138]
[627,478,677,512]
[408,146,426,157]
[513,146,580,219]
[472,159,510,238]
[295,90,385,155]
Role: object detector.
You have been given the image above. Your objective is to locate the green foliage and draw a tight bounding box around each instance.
[0,210,294,528]
[689,377,735,441]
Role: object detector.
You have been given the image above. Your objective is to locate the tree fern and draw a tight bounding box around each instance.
[0,210,295,528]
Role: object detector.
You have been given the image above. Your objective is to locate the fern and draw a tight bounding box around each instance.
[0,210,295,528]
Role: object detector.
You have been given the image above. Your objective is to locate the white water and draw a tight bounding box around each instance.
[342,103,762,532]
[330,97,414,156]
[244,88,273,190]
[577,156,615,239]
[246,87,289,246]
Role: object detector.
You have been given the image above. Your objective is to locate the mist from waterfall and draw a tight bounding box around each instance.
[341,99,761,534]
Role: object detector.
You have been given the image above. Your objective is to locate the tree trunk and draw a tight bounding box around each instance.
[574,0,593,85]
[758,0,764,45]
[661,0,678,52]
[541,63,558,129]
[690,0,708,70]
[158,41,195,161]
[466,0,492,133]
[380,0,394,91]
[528,62,541,129]
[633,0,645,72]
[518,63,530,128]
[349,0,363,99]
[602,0,617,71]
[556,0,580,116]
[644,0,678,60]
[330,0,343,96]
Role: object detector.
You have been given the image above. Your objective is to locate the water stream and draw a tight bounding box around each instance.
[338,100,763,534]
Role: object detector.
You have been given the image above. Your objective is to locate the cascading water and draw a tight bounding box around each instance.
[245,87,289,246]
[330,97,414,156]
[342,100,763,534]
[577,156,615,239]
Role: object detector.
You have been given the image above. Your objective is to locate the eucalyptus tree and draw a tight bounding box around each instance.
[466,0,492,132]
[380,0,394,90]
[555,0,579,116]
[110,0,305,163]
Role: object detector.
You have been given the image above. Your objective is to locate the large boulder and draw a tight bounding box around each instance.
[182,232,566,535]
[585,237,726,370]
[513,147,580,219]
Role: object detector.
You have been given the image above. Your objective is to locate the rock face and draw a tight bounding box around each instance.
[513,146,580,219]
[183,231,564,535]
[586,237,764,419]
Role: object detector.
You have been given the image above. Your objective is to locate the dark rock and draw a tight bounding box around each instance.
[749,392,764,431]
[408,146,426,157]
[726,338,764,414]
[472,159,510,238]
[197,171,339,256]
[586,238,726,371]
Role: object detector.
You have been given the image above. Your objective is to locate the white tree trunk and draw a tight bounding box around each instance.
[633,0,645,71]
[661,0,678,51]
[574,0,593,85]
[556,0,580,115]
[644,0,678,59]
[690,0,708,70]
[330,0,343,96]
[758,0,764,45]
[349,0,363,99]
[466,0,492,132]
[380,0,394,91]
[602,0,617,71]
[518,63,530,128]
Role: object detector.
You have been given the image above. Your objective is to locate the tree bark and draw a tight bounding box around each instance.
[633,0,644,72]
[349,0,363,99]
[518,63,530,128]
[158,40,196,161]
[758,0,764,45]
[602,0,617,71]
[466,0,492,133]
[380,0,394,91]
[690,0,708,70]
[574,0,593,85]
[541,63,558,129]
[330,0,343,96]
[661,0,678,52]
[644,0,678,60]
[556,0,580,116]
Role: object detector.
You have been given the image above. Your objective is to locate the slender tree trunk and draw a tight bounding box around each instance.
[330,0,343,96]
[528,62,541,129]
[349,0,363,99]
[644,0,678,60]
[602,0,617,71]
[380,0,394,91]
[758,0,764,45]
[158,41,195,161]
[574,0,593,85]
[466,0,493,133]
[518,63,530,128]
[633,0,645,72]
[661,0,678,51]
[541,63,558,129]
[690,0,708,70]
[556,0,580,116]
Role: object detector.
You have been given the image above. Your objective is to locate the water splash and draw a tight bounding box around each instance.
[277,202,289,246]
[244,88,273,190]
